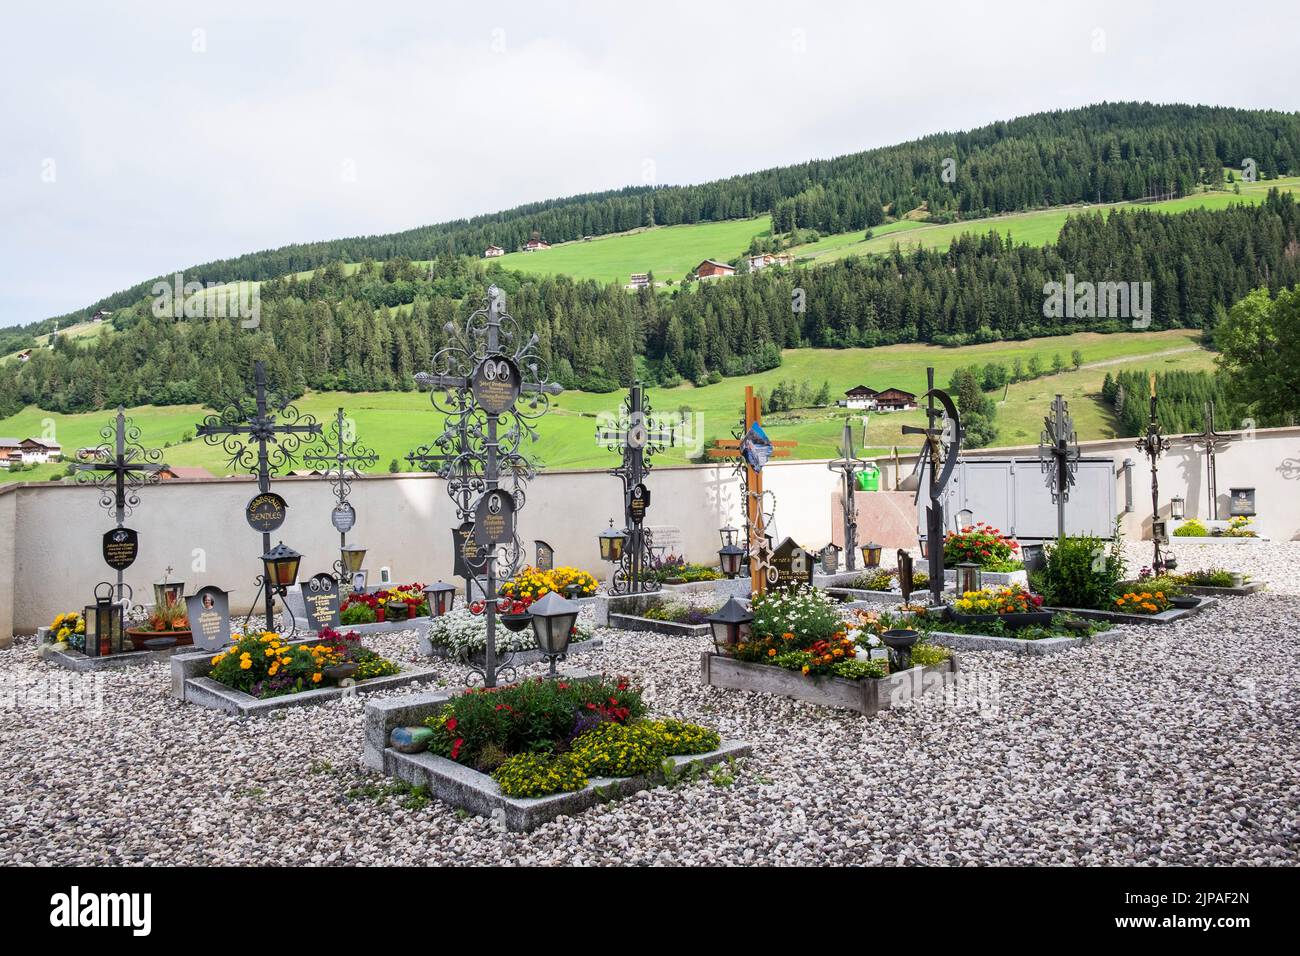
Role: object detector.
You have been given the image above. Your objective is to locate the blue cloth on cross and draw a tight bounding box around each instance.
[740,423,773,472]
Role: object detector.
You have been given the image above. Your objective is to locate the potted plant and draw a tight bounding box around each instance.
[126,599,192,650]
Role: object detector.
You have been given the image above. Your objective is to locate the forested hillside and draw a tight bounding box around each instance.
[4,190,1299,419]
[13,101,1300,337]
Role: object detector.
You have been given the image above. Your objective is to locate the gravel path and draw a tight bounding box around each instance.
[2,545,1297,866]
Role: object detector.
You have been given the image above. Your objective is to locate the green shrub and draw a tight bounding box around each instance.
[851,569,896,591]
[1174,518,1209,537]
[831,658,889,680]
[340,603,377,625]
[652,718,721,755]
[570,721,668,777]
[909,642,952,667]
[1032,534,1125,610]
[1177,568,1242,588]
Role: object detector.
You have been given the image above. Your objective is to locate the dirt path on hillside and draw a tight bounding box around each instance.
[1078,345,1202,371]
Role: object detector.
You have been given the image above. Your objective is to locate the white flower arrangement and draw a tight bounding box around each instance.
[426,608,592,656]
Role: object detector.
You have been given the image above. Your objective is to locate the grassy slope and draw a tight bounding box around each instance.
[0,329,1211,483]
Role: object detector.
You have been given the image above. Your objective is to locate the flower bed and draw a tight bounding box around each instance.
[650,556,722,585]
[603,593,720,637]
[340,584,429,625]
[420,607,596,660]
[209,628,401,699]
[949,584,1052,628]
[1172,568,1263,597]
[501,566,599,603]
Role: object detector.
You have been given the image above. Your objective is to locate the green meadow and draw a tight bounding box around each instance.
[0,328,1213,484]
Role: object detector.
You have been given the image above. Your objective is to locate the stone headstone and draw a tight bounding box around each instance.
[535,540,555,571]
[331,503,357,534]
[299,573,341,631]
[472,489,516,549]
[452,521,480,578]
[186,586,232,650]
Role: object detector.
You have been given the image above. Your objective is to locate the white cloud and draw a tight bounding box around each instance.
[1,0,1297,325]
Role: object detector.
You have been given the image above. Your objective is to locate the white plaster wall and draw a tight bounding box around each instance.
[1,426,1297,635]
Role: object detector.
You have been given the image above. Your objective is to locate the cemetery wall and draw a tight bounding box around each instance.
[0,426,1296,637]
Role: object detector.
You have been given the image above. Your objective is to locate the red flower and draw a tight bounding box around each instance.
[446,717,458,732]
[558,682,570,690]
[450,737,464,760]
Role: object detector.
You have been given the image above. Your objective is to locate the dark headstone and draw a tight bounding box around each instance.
[102,527,139,571]
[299,573,341,631]
[535,540,555,571]
[331,502,357,533]
[472,489,516,549]
[186,586,232,650]
[628,483,650,525]
[245,492,288,532]
[452,521,481,578]
[471,354,521,415]
[770,536,814,590]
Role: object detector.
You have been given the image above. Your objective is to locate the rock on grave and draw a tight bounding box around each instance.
[390,726,436,754]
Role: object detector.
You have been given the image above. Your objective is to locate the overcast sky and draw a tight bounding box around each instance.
[2,0,1297,327]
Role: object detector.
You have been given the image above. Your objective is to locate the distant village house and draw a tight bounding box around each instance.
[628,273,651,289]
[843,385,879,409]
[158,465,215,480]
[746,252,795,271]
[16,349,32,362]
[483,245,505,258]
[694,259,735,279]
[523,238,551,252]
[873,388,918,412]
[0,437,61,467]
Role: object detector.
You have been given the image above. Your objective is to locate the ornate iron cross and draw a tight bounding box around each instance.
[75,406,165,526]
[1038,394,1080,540]
[407,287,560,687]
[75,406,166,603]
[900,367,962,606]
[597,381,675,594]
[196,361,321,493]
[196,360,321,629]
[1186,401,1236,520]
[1135,374,1172,572]
[303,407,379,574]
[827,420,867,571]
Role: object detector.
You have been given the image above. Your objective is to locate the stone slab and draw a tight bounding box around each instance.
[182,667,443,717]
[1181,582,1265,597]
[606,614,711,638]
[943,568,1028,588]
[384,737,751,832]
[1044,596,1219,626]
[700,651,958,715]
[924,628,1126,656]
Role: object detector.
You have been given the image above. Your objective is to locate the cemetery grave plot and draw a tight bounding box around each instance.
[364,673,747,832]
[602,593,722,638]
[172,628,440,717]
[418,606,605,667]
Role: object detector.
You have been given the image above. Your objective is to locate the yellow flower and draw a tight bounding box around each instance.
[269,662,280,675]
[312,673,322,683]
[239,659,252,670]
[767,648,777,657]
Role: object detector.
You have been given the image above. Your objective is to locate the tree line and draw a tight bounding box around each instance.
[10,101,1298,342]
[3,191,1299,420]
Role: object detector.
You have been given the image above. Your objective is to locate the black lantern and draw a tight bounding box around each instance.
[261,541,302,595]
[84,582,124,657]
[720,525,739,549]
[153,575,185,610]
[423,581,456,618]
[598,519,627,563]
[1170,496,1185,521]
[955,561,982,595]
[718,542,744,578]
[706,597,752,655]
[860,541,882,569]
[527,591,580,677]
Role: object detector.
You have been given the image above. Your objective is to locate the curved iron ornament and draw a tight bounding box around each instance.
[921,388,962,498]
[407,286,561,687]
[74,407,165,520]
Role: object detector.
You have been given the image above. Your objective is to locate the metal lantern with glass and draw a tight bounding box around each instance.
[527,591,580,677]
[261,542,303,599]
[84,581,125,658]
[706,597,752,655]
[955,561,982,595]
[599,519,628,564]
[860,541,882,569]
[423,581,456,618]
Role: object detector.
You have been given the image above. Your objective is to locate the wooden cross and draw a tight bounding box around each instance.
[706,385,797,596]
[1185,401,1236,520]
[1038,394,1080,540]
[826,420,867,571]
[196,361,321,493]
[75,406,165,526]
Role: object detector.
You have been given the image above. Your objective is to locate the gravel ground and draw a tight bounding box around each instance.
[1,543,1297,866]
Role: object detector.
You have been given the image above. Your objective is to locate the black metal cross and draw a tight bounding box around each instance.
[1185,401,1236,520]
[1039,394,1080,540]
[826,419,867,571]
[1135,374,1172,572]
[303,407,378,573]
[900,367,962,606]
[196,360,321,629]
[597,381,675,594]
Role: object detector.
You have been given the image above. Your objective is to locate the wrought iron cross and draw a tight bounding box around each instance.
[1039,394,1080,540]
[1186,401,1236,520]
[900,367,962,606]
[827,420,867,571]
[1135,374,1172,572]
[75,406,165,526]
[303,407,378,575]
[196,361,321,493]
[597,381,675,594]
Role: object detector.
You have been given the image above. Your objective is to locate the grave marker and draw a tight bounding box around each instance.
[186,586,232,651]
[299,573,341,631]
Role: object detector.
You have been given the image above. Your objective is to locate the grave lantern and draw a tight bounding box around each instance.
[718,541,745,579]
[1170,496,1185,521]
[860,542,882,569]
[706,597,752,656]
[719,526,739,549]
[261,541,302,595]
[528,591,580,677]
[340,544,367,576]
[84,582,124,657]
[423,581,456,618]
[152,576,185,610]
[955,561,982,595]
[598,520,627,563]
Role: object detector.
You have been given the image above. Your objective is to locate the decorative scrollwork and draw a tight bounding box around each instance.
[303,407,379,509]
[73,406,164,520]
